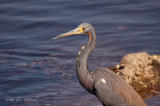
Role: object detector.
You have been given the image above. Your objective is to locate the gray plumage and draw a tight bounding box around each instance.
[54,23,146,106]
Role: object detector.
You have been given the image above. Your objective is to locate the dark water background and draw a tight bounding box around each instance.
[0,0,160,106]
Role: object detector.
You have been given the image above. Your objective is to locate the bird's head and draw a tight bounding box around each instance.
[53,23,94,39]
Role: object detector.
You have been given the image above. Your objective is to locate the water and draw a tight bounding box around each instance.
[0,0,160,106]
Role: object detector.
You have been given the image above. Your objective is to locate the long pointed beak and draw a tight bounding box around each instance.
[53,27,83,40]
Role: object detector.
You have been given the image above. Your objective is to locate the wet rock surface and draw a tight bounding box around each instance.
[108,52,160,98]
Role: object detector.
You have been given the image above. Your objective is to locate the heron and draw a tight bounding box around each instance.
[53,23,146,106]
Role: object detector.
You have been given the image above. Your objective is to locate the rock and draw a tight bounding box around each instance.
[109,52,160,98]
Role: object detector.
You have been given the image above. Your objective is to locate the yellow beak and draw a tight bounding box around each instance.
[53,27,84,40]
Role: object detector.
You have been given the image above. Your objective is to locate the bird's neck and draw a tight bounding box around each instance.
[76,28,96,92]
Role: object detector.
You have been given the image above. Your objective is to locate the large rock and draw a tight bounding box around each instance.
[109,52,160,98]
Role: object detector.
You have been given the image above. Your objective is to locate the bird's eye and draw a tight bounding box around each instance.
[82,27,85,30]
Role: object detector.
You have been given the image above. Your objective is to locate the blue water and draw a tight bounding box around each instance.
[0,0,160,106]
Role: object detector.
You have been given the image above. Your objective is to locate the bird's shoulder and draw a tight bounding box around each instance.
[90,67,146,106]
[90,67,128,96]
[90,67,138,95]
[90,67,124,84]
[90,67,130,105]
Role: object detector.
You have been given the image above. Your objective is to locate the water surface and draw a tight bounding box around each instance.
[0,0,160,106]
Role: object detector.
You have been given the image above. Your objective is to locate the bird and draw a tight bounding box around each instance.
[53,23,146,106]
